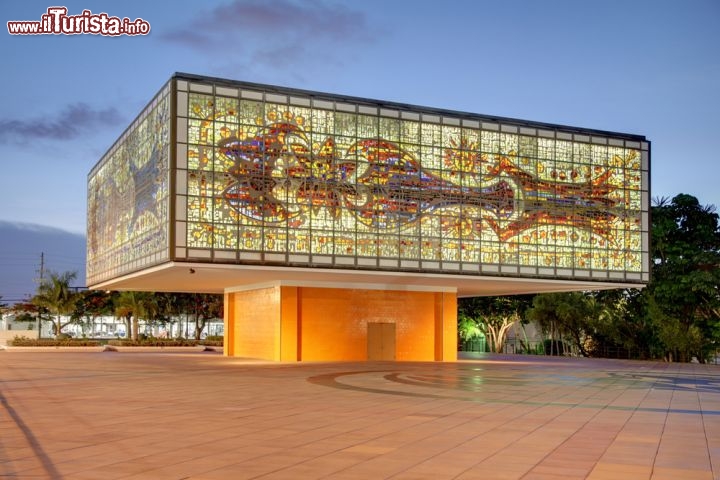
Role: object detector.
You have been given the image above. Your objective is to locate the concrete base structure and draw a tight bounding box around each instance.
[224,283,457,362]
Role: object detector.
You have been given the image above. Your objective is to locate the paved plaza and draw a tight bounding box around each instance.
[1,351,719,479]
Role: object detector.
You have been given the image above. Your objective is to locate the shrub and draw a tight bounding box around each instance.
[201,335,224,347]
[107,338,200,347]
[8,336,101,347]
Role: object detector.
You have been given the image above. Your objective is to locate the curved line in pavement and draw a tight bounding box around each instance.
[306,370,720,416]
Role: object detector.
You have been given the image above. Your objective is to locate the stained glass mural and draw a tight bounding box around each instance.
[173,78,649,282]
[88,75,649,288]
[87,83,170,285]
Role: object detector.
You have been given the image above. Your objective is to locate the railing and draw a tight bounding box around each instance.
[459,338,487,353]
[461,338,653,359]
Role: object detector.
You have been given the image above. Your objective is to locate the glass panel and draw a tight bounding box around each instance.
[87,88,170,285]
[90,77,648,284]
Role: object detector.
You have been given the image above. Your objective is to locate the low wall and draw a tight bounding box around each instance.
[0,330,38,346]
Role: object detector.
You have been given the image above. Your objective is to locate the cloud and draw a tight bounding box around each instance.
[0,103,124,144]
[160,29,216,49]
[0,220,85,237]
[160,0,378,69]
[196,0,367,41]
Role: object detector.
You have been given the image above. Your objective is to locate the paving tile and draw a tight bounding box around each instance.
[587,461,654,479]
[651,466,714,479]
[1,352,720,479]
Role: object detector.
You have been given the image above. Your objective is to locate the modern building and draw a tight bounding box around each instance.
[87,73,650,361]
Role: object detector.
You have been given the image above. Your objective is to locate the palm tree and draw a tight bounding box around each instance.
[114,291,153,341]
[32,271,79,338]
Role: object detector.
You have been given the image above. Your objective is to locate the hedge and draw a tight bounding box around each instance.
[9,336,102,347]
[7,336,223,348]
[108,338,223,347]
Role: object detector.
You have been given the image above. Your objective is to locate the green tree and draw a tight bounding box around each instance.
[145,292,176,336]
[157,293,223,339]
[73,290,114,336]
[457,312,484,351]
[187,293,223,340]
[648,194,720,361]
[459,296,532,353]
[31,271,80,337]
[618,289,665,359]
[143,292,170,336]
[527,292,593,356]
[458,313,483,342]
[114,291,155,341]
[156,292,193,338]
[583,289,654,359]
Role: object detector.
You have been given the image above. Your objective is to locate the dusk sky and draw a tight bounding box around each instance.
[1,0,718,292]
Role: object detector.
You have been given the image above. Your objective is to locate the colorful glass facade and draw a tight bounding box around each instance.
[87,82,171,286]
[88,74,650,287]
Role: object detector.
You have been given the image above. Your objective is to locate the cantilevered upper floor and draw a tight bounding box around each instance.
[87,73,650,296]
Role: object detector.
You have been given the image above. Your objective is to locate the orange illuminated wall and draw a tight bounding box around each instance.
[224,286,281,360]
[224,285,457,362]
